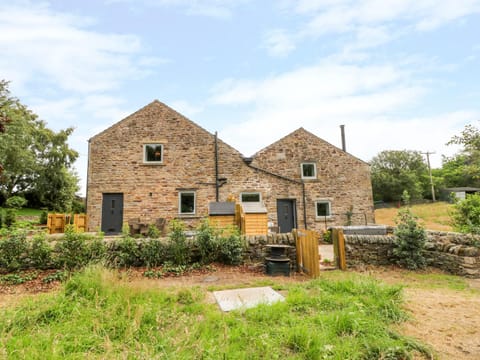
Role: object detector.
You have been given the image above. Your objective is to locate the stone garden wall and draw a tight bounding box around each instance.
[244,233,297,269]
[345,230,480,278]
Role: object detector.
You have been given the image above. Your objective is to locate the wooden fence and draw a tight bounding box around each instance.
[331,228,347,270]
[47,214,88,234]
[293,229,320,278]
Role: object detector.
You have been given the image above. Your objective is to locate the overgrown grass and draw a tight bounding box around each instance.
[375,202,453,231]
[0,207,43,217]
[0,266,433,359]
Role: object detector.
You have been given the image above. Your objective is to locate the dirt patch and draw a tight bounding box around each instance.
[1,265,479,359]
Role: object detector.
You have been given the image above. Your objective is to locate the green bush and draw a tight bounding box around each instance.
[5,196,27,209]
[140,239,167,268]
[218,230,245,265]
[0,230,28,271]
[392,208,426,270]
[39,209,48,225]
[87,238,106,264]
[54,225,90,271]
[30,233,53,269]
[196,219,219,264]
[147,224,160,239]
[450,193,480,234]
[166,219,191,266]
[106,236,141,268]
[4,208,16,228]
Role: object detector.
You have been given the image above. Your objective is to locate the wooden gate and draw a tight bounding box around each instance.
[331,228,347,270]
[293,229,320,278]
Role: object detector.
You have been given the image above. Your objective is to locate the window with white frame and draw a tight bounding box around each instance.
[240,192,261,202]
[179,191,195,214]
[143,144,164,163]
[301,162,316,179]
[315,200,331,218]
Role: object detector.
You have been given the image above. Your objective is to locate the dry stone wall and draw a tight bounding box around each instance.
[345,230,480,277]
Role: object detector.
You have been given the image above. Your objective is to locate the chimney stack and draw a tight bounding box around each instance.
[340,125,346,152]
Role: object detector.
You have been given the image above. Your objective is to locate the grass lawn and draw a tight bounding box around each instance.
[0,207,43,217]
[375,202,454,231]
[0,266,432,359]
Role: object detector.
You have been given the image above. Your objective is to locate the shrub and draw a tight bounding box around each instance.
[450,193,480,234]
[39,209,48,225]
[106,236,141,268]
[217,230,245,265]
[4,209,16,228]
[30,233,53,269]
[147,224,160,239]
[196,219,219,264]
[54,225,90,271]
[87,238,106,264]
[5,196,27,209]
[140,239,167,268]
[392,208,426,270]
[167,219,191,266]
[0,230,29,271]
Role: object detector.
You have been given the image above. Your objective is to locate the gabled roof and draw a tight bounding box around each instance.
[252,127,369,165]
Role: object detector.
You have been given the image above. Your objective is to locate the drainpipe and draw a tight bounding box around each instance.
[214,132,219,202]
[85,139,91,224]
[302,182,307,229]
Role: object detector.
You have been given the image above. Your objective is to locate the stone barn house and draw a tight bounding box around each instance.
[86,100,374,234]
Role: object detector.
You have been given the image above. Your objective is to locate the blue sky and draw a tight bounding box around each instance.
[1,0,480,196]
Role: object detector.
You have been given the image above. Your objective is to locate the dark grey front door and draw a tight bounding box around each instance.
[101,193,123,234]
[277,199,296,233]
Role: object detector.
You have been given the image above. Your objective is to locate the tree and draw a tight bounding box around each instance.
[442,124,480,188]
[392,207,427,269]
[0,80,13,176]
[450,193,480,234]
[0,80,79,211]
[370,150,430,202]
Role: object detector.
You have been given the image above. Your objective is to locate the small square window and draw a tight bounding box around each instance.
[301,163,316,179]
[241,192,261,202]
[316,201,331,218]
[179,192,195,214]
[144,144,163,163]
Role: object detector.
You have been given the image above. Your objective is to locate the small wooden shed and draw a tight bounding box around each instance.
[209,202,236,228]
[236,202,268,236]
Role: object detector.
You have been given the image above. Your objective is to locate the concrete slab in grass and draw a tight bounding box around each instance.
[213,286,285,312]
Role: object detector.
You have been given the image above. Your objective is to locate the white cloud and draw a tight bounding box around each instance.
[265,0,480,56]
[211,59,475,167]
[262,29,296,57]
[0,1,162,94]
[106,0,249,19]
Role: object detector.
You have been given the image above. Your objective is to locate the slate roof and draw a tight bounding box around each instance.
[209,202,235,215]
[241,202,268,214]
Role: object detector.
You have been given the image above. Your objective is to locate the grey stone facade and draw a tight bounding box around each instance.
[87,100,374,233]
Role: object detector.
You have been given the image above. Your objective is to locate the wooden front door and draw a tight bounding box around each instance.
[277,199,296,233]
[101,193,123,235]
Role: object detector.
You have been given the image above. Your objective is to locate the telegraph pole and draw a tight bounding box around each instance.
[422,151,436,202]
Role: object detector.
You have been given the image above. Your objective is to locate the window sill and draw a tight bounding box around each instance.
[141,162,166,166]
[315,216,335,222]
[176,214,201,219]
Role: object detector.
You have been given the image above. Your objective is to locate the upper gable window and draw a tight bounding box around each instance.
[241,192,261,203]
[301,162,316,179]
[144,144,163,163]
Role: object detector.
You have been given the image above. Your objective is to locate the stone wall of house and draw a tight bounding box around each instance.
[87,101,306,232]
[345,231,480,277]
[87,101,374,235]
[251,128,375,232]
